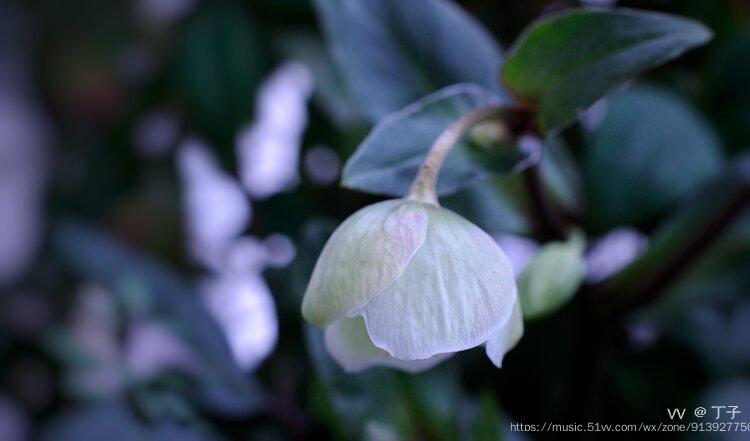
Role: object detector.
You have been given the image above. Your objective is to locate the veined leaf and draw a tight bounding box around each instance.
[502,8,712,131]
[314,0,505,121]
[342,84,533,198]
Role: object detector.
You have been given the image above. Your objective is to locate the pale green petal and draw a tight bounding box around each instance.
[324,316,451,373]
[360,206,517,360]
[518,234,585,320]
[486,300,524,367]
[302,200,428,327]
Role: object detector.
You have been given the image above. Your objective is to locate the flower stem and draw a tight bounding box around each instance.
[407,106,505,206]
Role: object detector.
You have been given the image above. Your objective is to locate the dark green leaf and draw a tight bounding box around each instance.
[502,8,712,131]
[342,84,532,197]
[314,0,506,121]
[584,85,723,230]
[176,3,265,142]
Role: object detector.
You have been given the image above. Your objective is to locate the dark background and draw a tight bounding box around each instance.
[0,0,749,439]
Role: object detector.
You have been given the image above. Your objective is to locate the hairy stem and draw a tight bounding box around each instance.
[407,106,505,205]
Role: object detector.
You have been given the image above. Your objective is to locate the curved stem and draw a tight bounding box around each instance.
[407,106,505,206]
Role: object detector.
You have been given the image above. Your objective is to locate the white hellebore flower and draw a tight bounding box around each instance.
[302,109,523,373]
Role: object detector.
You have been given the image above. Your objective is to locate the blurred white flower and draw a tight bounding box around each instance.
[178,137,283,372]
[200,273,278,371]
[236,61,313,199]
[263,233,296,268]
[585,227,648,283]
[493,233,540,277]
[132,109,179,159]
[177,138,252,270]
[304,145,341,186]
[302,199,521,372]
[0,95,50,287]
[224,236,268,273]
[580,98,609,132]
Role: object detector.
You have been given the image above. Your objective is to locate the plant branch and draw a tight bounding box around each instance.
[598,174,750,320]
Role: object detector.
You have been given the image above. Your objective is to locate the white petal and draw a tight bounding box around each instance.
[200,274,278,371]
[486,300,524,367]
[302,200,428,327]
[361,206,517,360]
[178,139,251,270]
[236,62,312,199]
[585,227,647,283]
[324,316,451,373]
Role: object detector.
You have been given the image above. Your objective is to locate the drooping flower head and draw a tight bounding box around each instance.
[302,108,522,372]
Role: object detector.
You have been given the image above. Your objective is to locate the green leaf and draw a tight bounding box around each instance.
[313,0,506,121]
[53,221,262,416]
[502,8,712,131]
[176,3,265,142]
[342,84,533,198]
[518,234,585,320]
[584,85,723,230]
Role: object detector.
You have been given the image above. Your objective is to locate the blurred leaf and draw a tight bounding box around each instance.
[305,325,410,439]
[518,233,585,320]
[584,85,723,230]
[604,157,749,318]
[501,8,712,131]
[638,208,750,374]
[342,84,532,197]
[313,0,506,122]
[469,392,503,441]
[42,401,216,441]
[53,221,262,416]
[539,136,583,216]
[176,3,265,142]
[442,178,531,235]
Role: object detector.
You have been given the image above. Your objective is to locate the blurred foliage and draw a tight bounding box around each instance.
[0,0,748,440]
